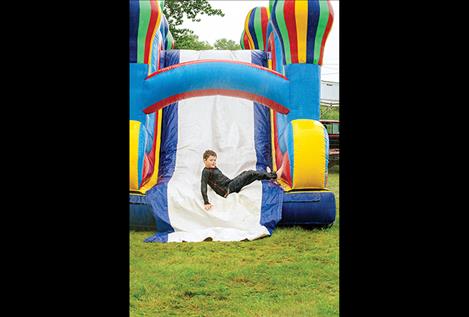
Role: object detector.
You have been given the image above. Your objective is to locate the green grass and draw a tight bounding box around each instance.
[130,172,339,317]
[320,105,339,120]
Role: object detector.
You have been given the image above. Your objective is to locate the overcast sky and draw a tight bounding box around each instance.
[180,0,339,82]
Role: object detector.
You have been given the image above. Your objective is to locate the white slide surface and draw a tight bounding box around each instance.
[165,50,271,242]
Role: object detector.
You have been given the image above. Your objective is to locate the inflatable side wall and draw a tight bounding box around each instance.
[130,0,174,193]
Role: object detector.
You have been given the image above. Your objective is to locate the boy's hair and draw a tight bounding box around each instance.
[203,149,217,160]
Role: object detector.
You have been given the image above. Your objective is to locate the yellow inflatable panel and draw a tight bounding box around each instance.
[270,110,278,171]
[129,120,141,191]
[291,119,327,190]
[295,0,309,63]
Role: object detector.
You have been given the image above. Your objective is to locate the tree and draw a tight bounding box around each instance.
[163,0,224,48]
[214,38,241,50]
[176,32,213,50]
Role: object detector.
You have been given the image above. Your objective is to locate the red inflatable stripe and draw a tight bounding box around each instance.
[284,0,299,64]
[144,0,159,64]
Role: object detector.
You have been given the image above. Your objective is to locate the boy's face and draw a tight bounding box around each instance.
[204,155,217,168]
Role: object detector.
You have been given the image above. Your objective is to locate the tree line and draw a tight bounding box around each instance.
[163,0,240,50]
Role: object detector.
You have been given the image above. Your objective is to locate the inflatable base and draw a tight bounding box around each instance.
[129,193,156,231]
[130,190,336,231]
[278,190,336,227]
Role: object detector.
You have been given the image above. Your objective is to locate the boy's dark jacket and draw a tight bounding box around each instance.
[200,167,230,204]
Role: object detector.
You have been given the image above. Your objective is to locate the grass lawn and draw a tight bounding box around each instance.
[320,105,339,120]
[130,170,339,317]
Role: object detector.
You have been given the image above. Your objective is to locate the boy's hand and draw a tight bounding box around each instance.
[204,203,213,210]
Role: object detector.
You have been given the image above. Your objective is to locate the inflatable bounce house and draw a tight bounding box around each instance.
[130,0,336,242]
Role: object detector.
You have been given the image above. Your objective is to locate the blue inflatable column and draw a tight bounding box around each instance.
[130,63,151,123]
[284,64,321,121]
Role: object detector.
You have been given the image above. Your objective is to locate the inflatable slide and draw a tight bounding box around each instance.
[129,0,336,242]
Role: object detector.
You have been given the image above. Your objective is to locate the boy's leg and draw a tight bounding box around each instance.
[227,170,276,194]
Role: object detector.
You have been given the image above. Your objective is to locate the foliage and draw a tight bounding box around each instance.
[175,32,213,50]
[214,38,241,50]
[163,0,224,48]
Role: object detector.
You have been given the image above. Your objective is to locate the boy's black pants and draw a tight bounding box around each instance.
[227,170,277,194]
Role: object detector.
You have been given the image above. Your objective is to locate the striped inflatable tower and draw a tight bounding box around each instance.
[239,1,334,191]
[269,0,333,190]
[243,7,271,51]
[129,0,174,193]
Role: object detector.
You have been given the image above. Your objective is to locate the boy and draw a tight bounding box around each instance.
[201,149,284,210]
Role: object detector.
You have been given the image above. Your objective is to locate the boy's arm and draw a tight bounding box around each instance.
[201,170,210,205]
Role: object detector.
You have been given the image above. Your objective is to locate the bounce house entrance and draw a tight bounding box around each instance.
[129,0,337,243]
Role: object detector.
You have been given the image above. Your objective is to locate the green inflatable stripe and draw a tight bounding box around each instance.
[240,30,245,49]
[137,0,151,63]
[313,1,330,64]
[275,0,291,64]
[166,32,174,50]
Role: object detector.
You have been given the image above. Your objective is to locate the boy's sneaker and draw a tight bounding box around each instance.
[266,166,277,180]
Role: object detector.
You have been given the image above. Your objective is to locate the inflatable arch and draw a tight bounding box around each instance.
[129,0,336,240]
